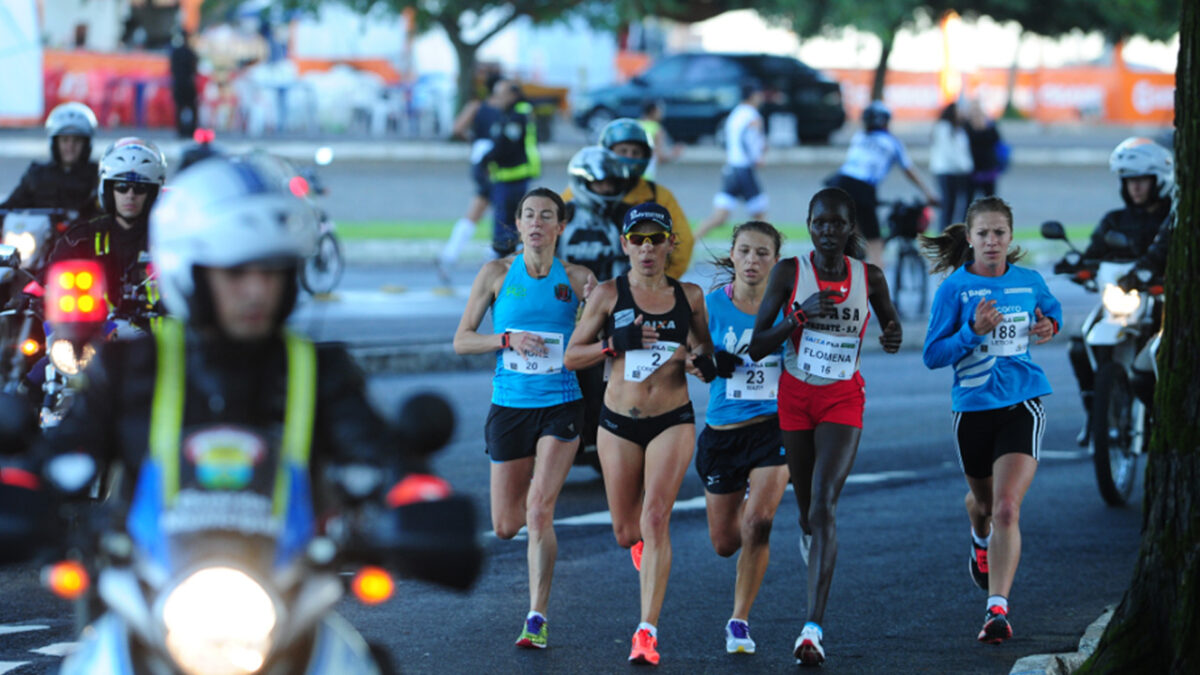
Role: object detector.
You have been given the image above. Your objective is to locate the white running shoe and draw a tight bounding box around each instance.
[724,619,755,654]
[800,533,812,567]
[794,623,825,665]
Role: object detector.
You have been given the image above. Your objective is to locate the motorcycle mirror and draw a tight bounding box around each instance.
[0,393,37,456]
[0,244,20,268]
[396,392,455,458]
[1039,221,1066,241]
[43,453,96,496]
[1103,229,1132,251]
[315,146,334,166]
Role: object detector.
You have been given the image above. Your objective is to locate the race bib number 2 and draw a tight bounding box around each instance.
[727,357,782,400]
[502,329,565,374]
[624,341,680,382]
[980,312,1029,357]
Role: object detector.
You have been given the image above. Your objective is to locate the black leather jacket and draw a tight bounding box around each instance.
[38,331,412,508]
[47,214,149,304]
[1,160,99,219]
[1082,200,1170,262]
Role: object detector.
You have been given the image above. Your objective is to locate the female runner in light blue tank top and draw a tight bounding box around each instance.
[452,187,597,649]
[699,221,791,655]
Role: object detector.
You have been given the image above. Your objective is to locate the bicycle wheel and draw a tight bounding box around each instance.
[300,231,344,295]
[890,240,928,320]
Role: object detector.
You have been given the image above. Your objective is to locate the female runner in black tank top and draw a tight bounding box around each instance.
[748,187,903,666]
[566,202,716,666]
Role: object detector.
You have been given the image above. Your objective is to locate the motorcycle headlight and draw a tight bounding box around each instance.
[48,339,95,376]
[1101,283,1141,316]
[2,231,36,268]
[162,567,278,675]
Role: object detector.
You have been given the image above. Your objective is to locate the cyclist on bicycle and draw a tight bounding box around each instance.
[1,102,100,218]
[1066,137,1173,445]
[825,101,938,268]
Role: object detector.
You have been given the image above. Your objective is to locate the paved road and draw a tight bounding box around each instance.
[0,348,1143,673]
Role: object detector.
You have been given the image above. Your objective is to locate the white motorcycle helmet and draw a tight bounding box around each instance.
[97,138,168,215]
[1109,137,1174,201]
[45,101,98,163]
[149,155,317,323]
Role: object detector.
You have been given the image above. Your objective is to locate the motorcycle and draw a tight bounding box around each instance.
[0,384,481,675]
[0,208,77,389]
[1042,221,1162,506]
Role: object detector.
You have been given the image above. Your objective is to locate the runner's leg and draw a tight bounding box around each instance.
[805,423,861,625]
[985,453,1037,599]
[491,456,534,539]
[526,434,580,614]
[731,464,789,620]
[638,424,695,625]
[597,427,646,549]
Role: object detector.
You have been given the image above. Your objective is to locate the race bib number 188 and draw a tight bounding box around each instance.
[980,312,1029,357]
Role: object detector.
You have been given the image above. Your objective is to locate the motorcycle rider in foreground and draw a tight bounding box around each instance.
[37,155,448,672]
[1,102,100,218]
[1066,137,1172,446]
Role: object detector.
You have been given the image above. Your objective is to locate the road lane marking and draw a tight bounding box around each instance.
[0,626,48,636]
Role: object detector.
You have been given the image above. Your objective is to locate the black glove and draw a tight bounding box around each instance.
[609,320,643,353]
[692,353,717,383]
[714,350,742,379]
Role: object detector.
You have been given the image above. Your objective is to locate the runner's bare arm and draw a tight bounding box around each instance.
[749,258,798,362]
[685,283,713,356]
[451,100,481,140]
[564,280,617,370]
[452,260,508,355]
[866,263,903,353]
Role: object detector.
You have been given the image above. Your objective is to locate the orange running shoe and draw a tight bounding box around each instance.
[631,540,644,571]
[628,628,659,665]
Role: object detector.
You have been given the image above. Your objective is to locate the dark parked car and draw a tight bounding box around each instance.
[572,52,846,144]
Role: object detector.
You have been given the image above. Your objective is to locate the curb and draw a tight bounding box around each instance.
[0,135,1111,167]
[1009,606,1114,675]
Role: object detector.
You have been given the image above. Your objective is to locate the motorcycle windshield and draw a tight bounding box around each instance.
[1096,261,1136,287]
[126,425,315,573]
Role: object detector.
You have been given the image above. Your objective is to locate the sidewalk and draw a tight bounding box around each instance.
[0,118,1163,166]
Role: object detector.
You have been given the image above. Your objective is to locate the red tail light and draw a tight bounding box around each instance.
[45,260,107,324]
[289,175,310,198]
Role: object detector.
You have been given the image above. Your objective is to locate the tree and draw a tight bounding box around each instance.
[1076,2,1199,671]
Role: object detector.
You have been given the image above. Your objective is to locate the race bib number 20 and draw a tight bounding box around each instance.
[502,329,565,374]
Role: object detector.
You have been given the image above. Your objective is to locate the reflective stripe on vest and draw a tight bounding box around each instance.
[488,102,541,183]
[94,231,109,256]
[149,318,317,513]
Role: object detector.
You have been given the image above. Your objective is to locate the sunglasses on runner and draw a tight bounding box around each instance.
[625,232,669,246]
[112,182,151,195]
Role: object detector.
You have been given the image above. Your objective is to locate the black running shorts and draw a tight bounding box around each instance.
[952,398,1045,479]
[694,417,786,494]
[599,402,695,448]
[485,401,584,462]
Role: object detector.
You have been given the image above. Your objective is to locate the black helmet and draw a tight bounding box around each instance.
[862,101,891,131]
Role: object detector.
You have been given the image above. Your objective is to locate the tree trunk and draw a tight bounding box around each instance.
[871,28,896,102]
[1003,29,1023,118]
[453,40,479,115]
[1077,2,1200,671]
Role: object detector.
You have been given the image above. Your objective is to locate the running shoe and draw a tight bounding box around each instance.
[725,619,755,654]
[800,533,812,567]
[515,614,548,649]
[970,540,989,590]
[977,605,1012,644]
[793,623,825,666]
[631,540,644,572]
[628,628,659,665]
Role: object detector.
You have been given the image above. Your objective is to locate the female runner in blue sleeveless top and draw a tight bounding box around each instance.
[453,187,597,649]
[699,221,791,655]
[565,202,717,666]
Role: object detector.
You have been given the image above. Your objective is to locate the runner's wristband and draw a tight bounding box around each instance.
[500,333,511,351]
[789,306,808,328]
[1048,317,1059,336]
[601,337,617,358]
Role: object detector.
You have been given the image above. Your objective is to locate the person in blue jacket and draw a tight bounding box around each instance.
[920,196,1062,646]
[700,221,791,656]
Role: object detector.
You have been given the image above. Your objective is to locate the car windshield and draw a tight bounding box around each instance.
[642,56,687,85]
[682,55,743,83]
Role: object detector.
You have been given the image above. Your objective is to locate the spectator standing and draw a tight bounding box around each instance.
[169,29,199,139]
[966,100,1005,203]
[930,102,974,233]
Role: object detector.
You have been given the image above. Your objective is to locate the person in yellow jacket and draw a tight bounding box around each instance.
[562,119,693,279]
